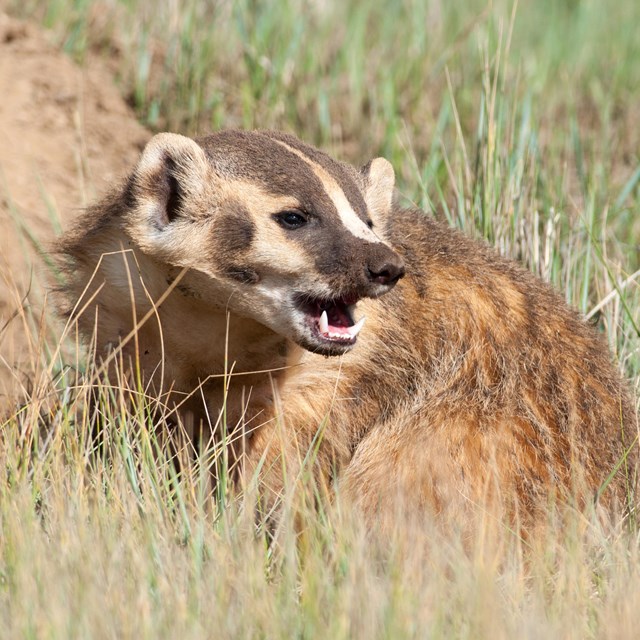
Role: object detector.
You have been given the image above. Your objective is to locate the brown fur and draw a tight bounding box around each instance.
[57,130,638,533]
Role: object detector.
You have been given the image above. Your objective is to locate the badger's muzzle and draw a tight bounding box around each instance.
[294,244,405,354]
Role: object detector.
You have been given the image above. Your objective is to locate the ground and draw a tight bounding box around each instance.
[0,12,148,404]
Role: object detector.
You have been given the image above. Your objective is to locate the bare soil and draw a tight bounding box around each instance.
[0,12,149,405]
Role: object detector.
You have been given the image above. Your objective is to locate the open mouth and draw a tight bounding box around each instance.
[295,293,366,347]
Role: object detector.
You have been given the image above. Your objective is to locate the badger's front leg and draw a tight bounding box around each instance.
[236,388,352,521]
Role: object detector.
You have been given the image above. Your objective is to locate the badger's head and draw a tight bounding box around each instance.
[127,130,404,356]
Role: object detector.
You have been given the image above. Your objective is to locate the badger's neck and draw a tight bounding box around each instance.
[145,287,295,431]
[77,239,296,428]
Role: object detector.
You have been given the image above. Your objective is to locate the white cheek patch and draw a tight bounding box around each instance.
[271,139,382,245]
[251,235,309,273]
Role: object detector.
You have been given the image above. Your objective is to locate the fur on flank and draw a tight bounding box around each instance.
[57,129,637,532]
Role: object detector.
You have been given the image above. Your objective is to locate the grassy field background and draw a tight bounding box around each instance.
[2,0,640,637]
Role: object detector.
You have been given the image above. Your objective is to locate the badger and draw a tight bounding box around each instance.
[58,129,636,530]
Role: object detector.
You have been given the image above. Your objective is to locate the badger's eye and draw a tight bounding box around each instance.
[275,210,308,230]
[366,219,374,229]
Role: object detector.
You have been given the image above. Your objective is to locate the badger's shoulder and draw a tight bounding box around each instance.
[372,207,633,433]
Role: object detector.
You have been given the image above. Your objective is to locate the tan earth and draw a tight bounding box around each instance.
[0,13,149,408]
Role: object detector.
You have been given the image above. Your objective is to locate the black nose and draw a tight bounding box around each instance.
[366,255,405,286]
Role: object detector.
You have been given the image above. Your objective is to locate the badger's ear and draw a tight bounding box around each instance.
[361,157,395,225]
[132,133,210,229]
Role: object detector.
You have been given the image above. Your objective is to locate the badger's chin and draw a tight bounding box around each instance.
[291,292,366,356]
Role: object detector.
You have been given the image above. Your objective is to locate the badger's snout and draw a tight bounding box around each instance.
[364,244,405,290]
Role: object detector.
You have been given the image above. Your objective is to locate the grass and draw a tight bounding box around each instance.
[1,0,640,637]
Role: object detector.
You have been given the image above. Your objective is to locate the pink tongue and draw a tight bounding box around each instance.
[318,306,354,338]
[326,323,352,335]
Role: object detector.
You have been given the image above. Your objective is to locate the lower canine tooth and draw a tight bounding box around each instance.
[319,310,329,335]
[347,316,366,337]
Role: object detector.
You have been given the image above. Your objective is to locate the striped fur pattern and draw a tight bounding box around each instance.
[58,130,637,531]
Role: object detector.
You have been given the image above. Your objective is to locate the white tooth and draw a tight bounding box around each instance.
[347,316,366,337]
[319,310,329,335]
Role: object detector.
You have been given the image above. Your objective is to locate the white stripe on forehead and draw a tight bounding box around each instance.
[271,139,381,244]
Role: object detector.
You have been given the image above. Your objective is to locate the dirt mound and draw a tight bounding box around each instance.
[0,13,149,405]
